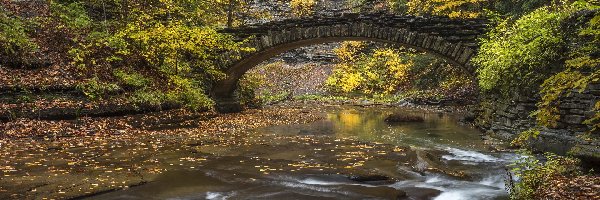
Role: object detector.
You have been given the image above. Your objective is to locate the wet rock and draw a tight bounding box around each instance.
[415,150,470,179]
[384,113,424,123]
[348,174,390,182]
[459,112,476,123]
[400,187,442,200]
[569,144,600,169]
[340,185,407,199]
[395,99,413,107]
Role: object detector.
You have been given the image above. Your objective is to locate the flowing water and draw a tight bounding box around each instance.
[89,106,517,200]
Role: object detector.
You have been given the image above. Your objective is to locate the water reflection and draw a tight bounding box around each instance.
[260,107,489,150]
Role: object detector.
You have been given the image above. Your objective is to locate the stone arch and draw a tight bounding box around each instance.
[213,14,488,112]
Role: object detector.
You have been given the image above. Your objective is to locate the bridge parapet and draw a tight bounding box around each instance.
[223,14,488,46]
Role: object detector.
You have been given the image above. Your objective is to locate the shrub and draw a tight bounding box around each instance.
[506,151,581,200]
[259,92,291,105]
[77,77,121,100]
[50,1,91,31]
[238,72,266,108]
[172,87,214,111]
[167,76,214,111]
[113,69,150,89]
[130,90,165,107]
[0,7,38,65]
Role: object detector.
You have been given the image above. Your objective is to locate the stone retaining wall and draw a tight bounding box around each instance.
[479,84,600,165]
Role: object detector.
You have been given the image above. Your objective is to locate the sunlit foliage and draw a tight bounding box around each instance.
[473,4,574,94]
[326,42,414,95]
[326,41,473,97]
[384,0,550,18]
[491,0,550,17]
[291,0,317,17]
[405,0,488,18]
[538,9,600,129]
[42,0,255,109]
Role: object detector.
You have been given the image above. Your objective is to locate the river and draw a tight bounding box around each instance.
[88,106,516,200]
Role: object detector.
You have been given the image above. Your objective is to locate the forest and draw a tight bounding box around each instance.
[1,0,599,199]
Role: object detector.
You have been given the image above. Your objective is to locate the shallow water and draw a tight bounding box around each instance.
[89,107,516,200]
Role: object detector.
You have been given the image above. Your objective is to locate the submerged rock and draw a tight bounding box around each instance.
[384,113,425,123]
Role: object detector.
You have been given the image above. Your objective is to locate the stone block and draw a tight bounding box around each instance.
[408,32,417,44]
[378,27,386,39]
[560,102,588,109]
[341,24,350,37]
[391,30,400,42]
[397,29,407,42]
[587,83,600,90]
[422,35,432,48]
[563,115,586,125]
[359,23,367,37]
[281,31,290,43]
[366,24,374,38]
[383,27,391,40]
[570,109,585,115]
[451,45,463,58]
[261,35,271,47]
[589,90,600,96]
[440,39,451,53]
[458,48,474,64]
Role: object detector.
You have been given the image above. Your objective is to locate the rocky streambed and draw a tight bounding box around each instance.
[1,105,515,200]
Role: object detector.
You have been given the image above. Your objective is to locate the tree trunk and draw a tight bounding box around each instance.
[227,0,235,28]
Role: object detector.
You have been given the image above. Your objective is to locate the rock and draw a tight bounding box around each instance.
[569,109,585,115]
[459,112,476,123]
[415,149,470,179]
[400,187,442,199]
[560,103,588,109]
[396,99,413,107]
[569,144,600,169]
[563,115,586,125]
[340,185,407,199]
[360,99,373,105]
[384,113,424,123]
[348,174,390,182]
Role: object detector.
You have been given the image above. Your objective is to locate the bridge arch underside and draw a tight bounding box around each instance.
[213,20,485,112]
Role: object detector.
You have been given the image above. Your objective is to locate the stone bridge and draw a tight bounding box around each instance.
[213,14,489,112]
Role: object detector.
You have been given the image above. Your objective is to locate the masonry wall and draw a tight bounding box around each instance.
[478,84,600,164]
